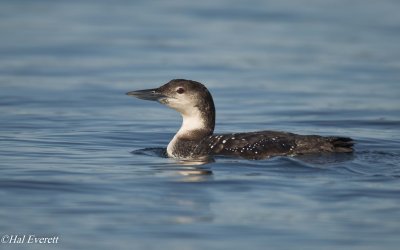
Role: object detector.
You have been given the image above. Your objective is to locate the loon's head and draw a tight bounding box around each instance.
[127,79,215,136]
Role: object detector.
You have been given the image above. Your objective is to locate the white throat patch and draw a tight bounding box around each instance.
[166,106,205,157]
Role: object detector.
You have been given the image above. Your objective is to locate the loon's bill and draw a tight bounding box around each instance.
[126,88,166,101]
[127,79,354,160]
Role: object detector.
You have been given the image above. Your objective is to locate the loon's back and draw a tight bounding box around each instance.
[195,131,353,160]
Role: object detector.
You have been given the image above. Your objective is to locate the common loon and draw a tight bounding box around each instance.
[127,79,354,160]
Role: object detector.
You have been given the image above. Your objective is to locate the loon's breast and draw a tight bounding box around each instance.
[194,131,353,160]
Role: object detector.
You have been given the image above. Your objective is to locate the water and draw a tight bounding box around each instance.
[1,0,400,249]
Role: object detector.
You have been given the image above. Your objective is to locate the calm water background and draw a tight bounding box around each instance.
[1,0,400,249]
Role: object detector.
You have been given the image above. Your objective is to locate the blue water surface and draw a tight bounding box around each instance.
[1,0,400,249]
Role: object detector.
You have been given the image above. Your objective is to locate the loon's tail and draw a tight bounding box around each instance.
[328,137,354,153]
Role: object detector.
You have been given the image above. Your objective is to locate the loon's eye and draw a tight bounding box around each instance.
[176,87,185,94]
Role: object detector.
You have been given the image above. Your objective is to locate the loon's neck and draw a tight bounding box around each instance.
[167,106,215,158]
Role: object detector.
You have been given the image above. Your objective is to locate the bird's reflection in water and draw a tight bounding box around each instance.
[176,169,213,182]
[133,147,215,180]
[159,158,214,182]
[167,156,215,182]
[145,158,215,225]
[132,148,356,226]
